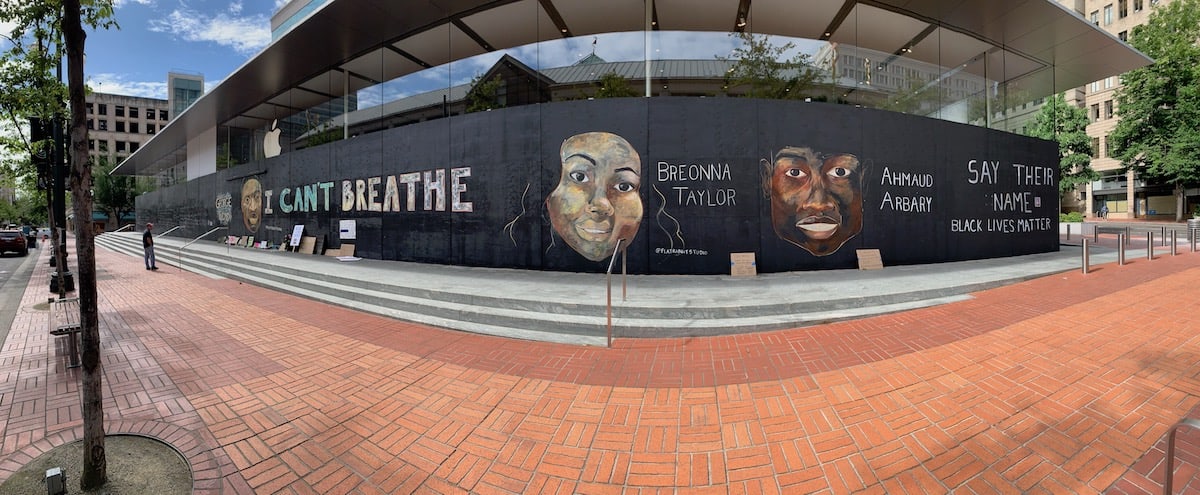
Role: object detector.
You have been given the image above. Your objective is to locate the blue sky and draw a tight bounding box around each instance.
[83,0,286,98]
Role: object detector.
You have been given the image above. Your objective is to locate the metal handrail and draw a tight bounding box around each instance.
[160,226,182,237]
[605,239,627,348]
[112,224,133,233]
[178,227,227,272]
[1164,418,1200,495]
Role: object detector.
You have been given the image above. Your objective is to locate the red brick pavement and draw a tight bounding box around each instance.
[1,237,1199,494]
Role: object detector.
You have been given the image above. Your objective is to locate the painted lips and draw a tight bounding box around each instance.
[574,221,612,241]
[796,216,838,239]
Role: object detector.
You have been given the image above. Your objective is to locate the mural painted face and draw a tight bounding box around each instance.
[547,132,643,261]
[763,147,863,256]
[241,178,263,233]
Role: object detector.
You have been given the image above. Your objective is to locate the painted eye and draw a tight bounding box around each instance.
[785,168,806,178]
[613,181,635,193]
[828,167,851,178]
[569,171,589,183]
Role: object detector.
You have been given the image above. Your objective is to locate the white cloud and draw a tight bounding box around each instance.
[147,7,271,55]
[88,73,168,99]
[113,0,155,7]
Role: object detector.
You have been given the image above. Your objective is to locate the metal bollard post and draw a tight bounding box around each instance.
[1066,223,1071,241]
[1082,238,1090,274]
[1171,229,1178,256]
[1192,228,1197,252]
[1118,234,1125,265]
[1147,232,1155,260]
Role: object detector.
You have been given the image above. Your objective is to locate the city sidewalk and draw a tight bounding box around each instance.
[0,240,1199,493]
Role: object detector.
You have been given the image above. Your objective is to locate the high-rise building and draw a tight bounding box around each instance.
[167,71,204,120]
[85,92,170,168]
[270,0,333,40]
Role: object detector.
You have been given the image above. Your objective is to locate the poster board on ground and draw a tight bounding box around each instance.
[730,252,757,277]
[289,225,304,246]
[857,249,884,270]
[297,236,317,254]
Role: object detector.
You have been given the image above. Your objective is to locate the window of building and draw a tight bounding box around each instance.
[130,122,139,134]
[159,109,168,121]
[88,139,94,150]
[86,119,93,130]
[98,140,108,152]
[98,119,108,131]
[86,103,94,115]
[1104,4,1113,25]
[115,105,124,117]
[130,142,139,153]
[129,106,138,118]
[1101,136,1108,157]
[98,104,107,116]
[116,141,126,153]
[1091,81,1101,92]
[145,108,155,120]
[1090,10,1099,25]
[1091,104,1100,122]
[147,124,156,135]
[1105,76,1115,89]
[1119,0,1128,18]
[1105,100,1114,118]
[1135,0,1143,11]
[1119,31,1128,41]
[116,121,125,132]
[1091,137,1100,157]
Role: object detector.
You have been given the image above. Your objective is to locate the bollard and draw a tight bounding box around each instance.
[1171,229,1178,256]
[1148,232,1155,260]
[1066,223,1071,241]
[1082,238,1090,274]
[1192,228,1197,252]
[1118,234,1126,265]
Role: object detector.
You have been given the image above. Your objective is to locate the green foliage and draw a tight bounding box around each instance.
[0,1,117,178]
[718,32,821,100]
[1059,211,1084,223]
[593,73,637,98]
[1109,0,1200,216]
[466,74,505,113]
[92,155,151,226]
[1027,93,1097,193]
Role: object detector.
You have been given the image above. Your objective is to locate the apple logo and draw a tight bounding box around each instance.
[264,119,282,158]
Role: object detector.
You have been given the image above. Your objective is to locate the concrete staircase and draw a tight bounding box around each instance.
[95,231,1082,346]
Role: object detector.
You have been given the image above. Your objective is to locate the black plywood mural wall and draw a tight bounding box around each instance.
[137,98,1060,275]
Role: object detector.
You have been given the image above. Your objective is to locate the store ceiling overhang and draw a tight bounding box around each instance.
[114,0,1152,176]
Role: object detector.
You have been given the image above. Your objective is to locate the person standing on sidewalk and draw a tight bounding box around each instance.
[143,223,159,270]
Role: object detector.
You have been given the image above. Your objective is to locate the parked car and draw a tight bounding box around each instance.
[0,230,29,256]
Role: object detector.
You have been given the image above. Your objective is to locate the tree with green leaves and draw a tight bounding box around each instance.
[1027,93,1096,197]
[1108,0,1200,221]
[718,32,822,100]
[466,74,505,113]
[1,0,117,488]
[93,155,151,229]
[593,72,638,98]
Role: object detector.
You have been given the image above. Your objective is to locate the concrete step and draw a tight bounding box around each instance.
[95,231,1083,343]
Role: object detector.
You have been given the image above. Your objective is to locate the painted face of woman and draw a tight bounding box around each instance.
[547,132,643,261]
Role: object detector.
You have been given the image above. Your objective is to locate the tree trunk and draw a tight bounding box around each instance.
[63,0,107,489]
[1176,184,1186,222]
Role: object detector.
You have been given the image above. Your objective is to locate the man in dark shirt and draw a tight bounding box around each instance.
[143,223,158,270]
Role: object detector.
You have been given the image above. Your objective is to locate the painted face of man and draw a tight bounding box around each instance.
[241,178,263,233]
[547,132,643,262]
[763,147,862,256]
